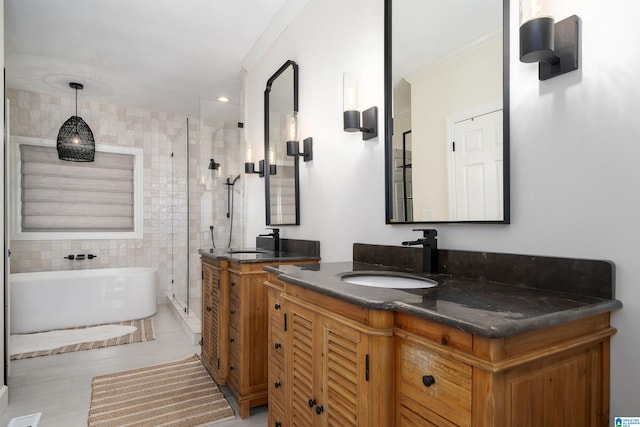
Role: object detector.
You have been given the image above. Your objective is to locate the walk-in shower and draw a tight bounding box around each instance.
[167,100,244,341]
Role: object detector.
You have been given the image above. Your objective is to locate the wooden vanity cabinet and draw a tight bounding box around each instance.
[200,257,229,384]
[201,257,317,419]
[265,276,288,427]
[271,280,395,426]
[394,311,615,427]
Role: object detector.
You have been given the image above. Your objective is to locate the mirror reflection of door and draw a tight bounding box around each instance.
[387,0,508,223]
[450,109,503,220]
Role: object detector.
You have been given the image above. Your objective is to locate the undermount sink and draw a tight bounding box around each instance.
[340,272,437,289]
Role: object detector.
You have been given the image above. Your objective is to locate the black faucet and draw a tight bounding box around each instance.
[259,228,280,252]
[402,229,438,274]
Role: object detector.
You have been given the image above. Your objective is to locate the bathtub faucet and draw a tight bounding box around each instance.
[63,254,98,260]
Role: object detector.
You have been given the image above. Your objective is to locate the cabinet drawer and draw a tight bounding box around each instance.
[269,353,286,406]
[271,326,286,360]
[397,337,471,426]
[270,301,285,330]
[268,399,287,427]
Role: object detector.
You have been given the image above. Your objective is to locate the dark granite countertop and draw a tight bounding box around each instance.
[265,261,622,338]
[198,248,319,264]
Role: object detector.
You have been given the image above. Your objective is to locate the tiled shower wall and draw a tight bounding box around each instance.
[7,89,243,304]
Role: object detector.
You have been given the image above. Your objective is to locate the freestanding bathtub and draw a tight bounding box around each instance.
[10,267,158,334]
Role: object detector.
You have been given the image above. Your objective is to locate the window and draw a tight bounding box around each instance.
[11,137,143,240]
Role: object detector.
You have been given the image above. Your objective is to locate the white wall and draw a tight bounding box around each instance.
[245,0,640,417]
[0,0,7,410]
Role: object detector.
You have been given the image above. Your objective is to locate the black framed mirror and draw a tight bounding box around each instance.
[265,60,300,225]
[384,0,510,224]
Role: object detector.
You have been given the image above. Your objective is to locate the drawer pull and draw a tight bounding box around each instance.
[422,375,436,387]
[274,343,282,349]
[274,382,281,388]
[308,399,316,408]
[274,303,281,310]
[275,422,282,427]
[230,366,235,371]
[229,338,235,343]
[206,306,212,312]
[231,281,236,287]
[315,405,324,415]
[230,310,236,314]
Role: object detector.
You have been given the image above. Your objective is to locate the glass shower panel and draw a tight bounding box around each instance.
[171,118,189,314]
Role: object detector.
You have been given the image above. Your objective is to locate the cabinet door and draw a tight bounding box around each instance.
[227,272,241,392]
[287,302,318,426]
[287,301,371,427]
[320,314,369,426]
[201,264,214,373]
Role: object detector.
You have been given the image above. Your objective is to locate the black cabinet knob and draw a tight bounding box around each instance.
[229,366,235,371]
[275,422,281,427]
[229,338,234,343]
[422,375,436,387]
[230,310,235,314]
[274,382,281,388]
[274,303,281,310]
[206,306,212,312]
[231,282,236,287]
[315,405,324,415]
[308,399,316,408]
[274,343,282,349]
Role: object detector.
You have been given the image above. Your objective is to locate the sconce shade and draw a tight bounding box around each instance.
[343,71,361,132]
[285,111,299,142]
[343,110,361,132]
[520,17,556,63]
[57,82,95,162]
[56,115,95,162]
[519,0,579,80]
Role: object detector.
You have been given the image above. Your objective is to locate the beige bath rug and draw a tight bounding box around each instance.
[88,354,235,427]
[10,318,155,360]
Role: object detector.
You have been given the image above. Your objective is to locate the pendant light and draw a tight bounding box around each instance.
[57,82,95,162]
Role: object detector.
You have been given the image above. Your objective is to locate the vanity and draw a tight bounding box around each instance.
[198,237,319,418]
[264,244,621,426]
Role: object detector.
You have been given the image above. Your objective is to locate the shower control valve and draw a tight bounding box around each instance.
[64,254,75,260]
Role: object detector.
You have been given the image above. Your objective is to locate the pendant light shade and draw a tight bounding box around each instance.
[57,82,95,162]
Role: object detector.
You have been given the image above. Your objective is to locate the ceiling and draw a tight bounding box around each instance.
[4,0,308,122]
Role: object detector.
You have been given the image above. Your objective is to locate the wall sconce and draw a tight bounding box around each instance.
[284,111,313,162]
[343,71,378,140]
[244,144,264,177]
[245,159,265,177]
[519,0,579,80]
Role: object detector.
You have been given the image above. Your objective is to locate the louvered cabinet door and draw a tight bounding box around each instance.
[287,302,318,427]
[201,264,214,374]
[320,315,369,426]
[208,268,222,381]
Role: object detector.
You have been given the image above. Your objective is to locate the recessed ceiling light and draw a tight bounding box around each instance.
[216,96,230,103]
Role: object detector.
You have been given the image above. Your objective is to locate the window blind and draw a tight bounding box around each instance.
[20,144,135,232]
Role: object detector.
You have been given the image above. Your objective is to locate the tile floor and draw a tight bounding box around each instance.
[0,303,267,426]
